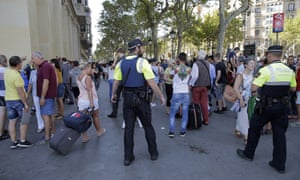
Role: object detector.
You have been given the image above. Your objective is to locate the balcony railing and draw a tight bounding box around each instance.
[71,0,90,16]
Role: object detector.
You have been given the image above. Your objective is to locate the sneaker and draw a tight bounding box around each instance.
[168,132,175,138]
[10,141,19,149]
[214,110,223,114]
[0,134,10,141]
[208,109,213,116]
[137,118,143,128]
[38,138,50,145]
[107,113,117,118]
[121,121,125,129]
[36,128,44,134]
[151,103,157,107]
[18,140,33,148]
[180,132,186,137]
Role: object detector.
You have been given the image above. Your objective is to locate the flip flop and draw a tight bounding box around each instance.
[97,128,106,137]
[81,137,90,143]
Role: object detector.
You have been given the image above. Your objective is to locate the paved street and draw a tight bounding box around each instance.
[0,79,299,180]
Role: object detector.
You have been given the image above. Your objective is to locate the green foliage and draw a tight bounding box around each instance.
[280,10,300,43]
[185,10,243,51]
[94,0,144,61]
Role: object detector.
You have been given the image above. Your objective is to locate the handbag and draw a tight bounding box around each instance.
[247,96,256,120]
[223,85,238,103]
[64,111,92,133]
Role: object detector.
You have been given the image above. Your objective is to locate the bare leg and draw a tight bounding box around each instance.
[217,99,223,111]
[0,107,6,135]
[81,132,90,142]
[20,124,28,141]
[42,115,51,140]
[8,119,17,142]
[57,97,64,116]
[50,115,56,135]
[92,109,105,136]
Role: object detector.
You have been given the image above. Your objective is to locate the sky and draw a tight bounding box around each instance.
[89,0,104,52]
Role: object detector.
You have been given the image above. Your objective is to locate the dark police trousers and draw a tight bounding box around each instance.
[122,90,158,160]
[244,102,289,170]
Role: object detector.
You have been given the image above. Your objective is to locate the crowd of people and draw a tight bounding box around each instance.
[0,41,299,172]
[0,52,107,147]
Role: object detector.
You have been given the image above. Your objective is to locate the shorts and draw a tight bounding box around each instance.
[6,100,29,124]
[40,98,55,115]
[0,96,5,106]
[72,87,80,99]
[215,83,226,100]
[57,83,65,98]
[78,99,99,111]
[296,91,300,104]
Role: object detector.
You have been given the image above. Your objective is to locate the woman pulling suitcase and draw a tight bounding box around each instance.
[77,63,106,142]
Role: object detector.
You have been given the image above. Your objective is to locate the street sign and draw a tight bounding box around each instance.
[273,13,284,33]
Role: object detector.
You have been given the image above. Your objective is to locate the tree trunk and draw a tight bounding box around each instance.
[217,0,250,57]
[153,25,159,60]
[217,0,226,57]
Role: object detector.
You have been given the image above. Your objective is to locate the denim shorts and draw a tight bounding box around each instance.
[57,83,65,98]
[40,98,55,115]
[215,83,226,100]
[6,100,26,122]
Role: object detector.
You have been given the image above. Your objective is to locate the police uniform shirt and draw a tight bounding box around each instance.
[253,61,296,91]
[114,55,155,81]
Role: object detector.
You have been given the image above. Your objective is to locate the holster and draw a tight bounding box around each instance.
[254,96,265,115]
[138,87,153,103]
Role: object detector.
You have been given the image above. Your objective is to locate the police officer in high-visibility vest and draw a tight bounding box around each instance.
[237,45,296,173]
[112,38,166,166]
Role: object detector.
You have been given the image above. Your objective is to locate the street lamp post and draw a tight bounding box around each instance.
[148,38,152,57]
[170,29,176,59]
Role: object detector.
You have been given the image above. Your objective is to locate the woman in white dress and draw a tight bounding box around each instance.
[233,58,255,144]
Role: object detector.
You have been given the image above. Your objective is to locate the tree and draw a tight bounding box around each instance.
[95,0,142,61]
[217,0,250,56]
[136,0,169,60]
[276,10,300,55]
[185,10,243,55]
[168,0,208,56]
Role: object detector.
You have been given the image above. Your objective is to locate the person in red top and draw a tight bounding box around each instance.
[294,55,300,126]
[31,51,57,142]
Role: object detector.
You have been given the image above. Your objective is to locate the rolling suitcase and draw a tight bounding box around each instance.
[187,103,203,129]
[49,124,80,155]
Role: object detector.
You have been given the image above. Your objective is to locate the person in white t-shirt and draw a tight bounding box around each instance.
[168,52,191,138]
[0,55,9,140]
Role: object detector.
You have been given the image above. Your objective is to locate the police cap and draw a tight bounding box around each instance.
[266,45,283,53]
[128,39,147,50]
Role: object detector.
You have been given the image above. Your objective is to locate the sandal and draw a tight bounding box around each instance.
[81,137,90,143]
[97,128,106,137]
[234,130,242,138]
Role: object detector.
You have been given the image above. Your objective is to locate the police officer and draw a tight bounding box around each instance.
[112,38,166,166]
[236,45,296,173]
